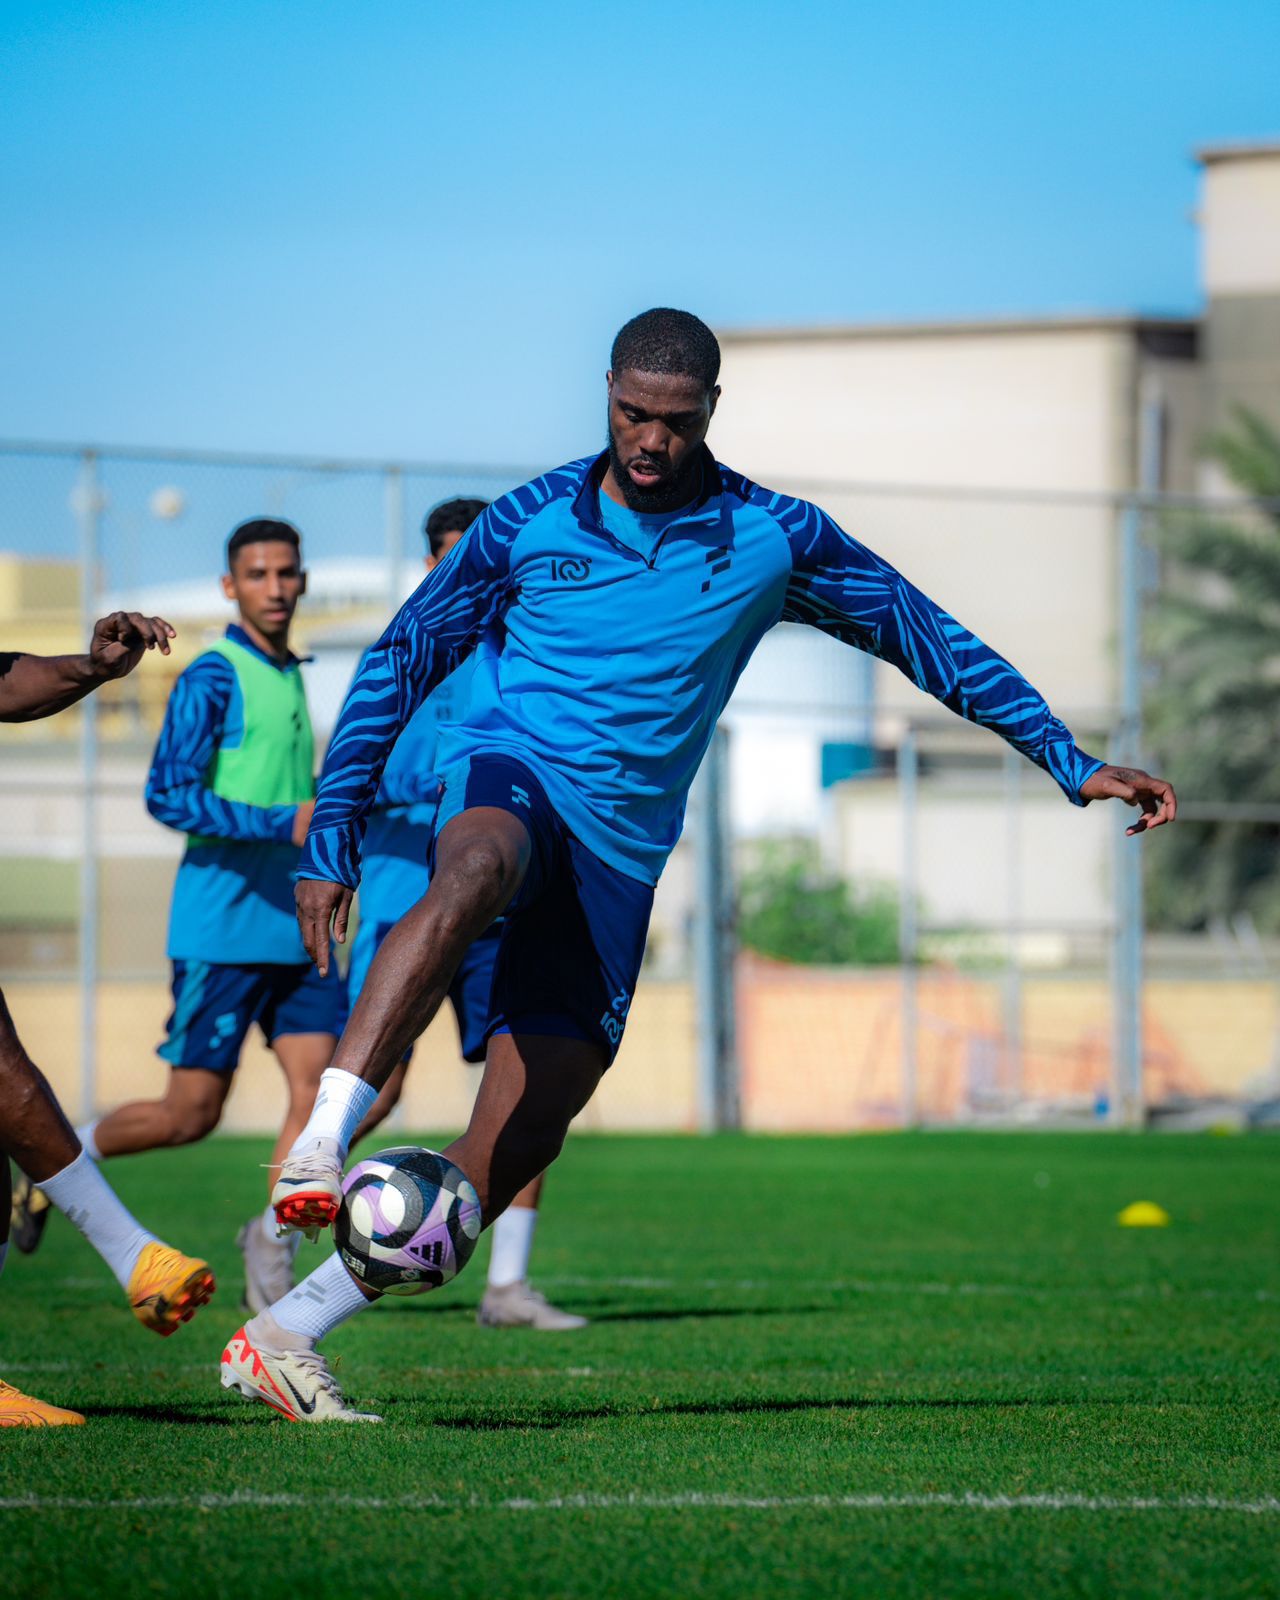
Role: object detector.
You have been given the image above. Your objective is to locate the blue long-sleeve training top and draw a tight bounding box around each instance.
[149,623,311,963]
[302,449,1104,890]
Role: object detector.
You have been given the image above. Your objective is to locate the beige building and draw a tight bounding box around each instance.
[712,141,1280,940]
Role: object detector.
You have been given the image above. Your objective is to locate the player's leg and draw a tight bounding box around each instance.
[273,804,532,1233]
[85,1066,230,1157]
[82,959,251,1160]
[238,1022,335,1315]
[221,1028,598,1423]
[445,926,586,1330]
[347,909,412,1147]
[0,987,214,1337]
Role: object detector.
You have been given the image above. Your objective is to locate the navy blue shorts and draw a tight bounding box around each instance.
[433,754,654,1065]
[346,915,500,1064]
[158,960,344,1073]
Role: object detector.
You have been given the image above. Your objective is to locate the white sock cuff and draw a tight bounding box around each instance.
[39,1150,157,1290]
[75,1122,103,1163]
[271,1251,371,1342]
[296,1068,379,1159]
[487,1204,539,1289]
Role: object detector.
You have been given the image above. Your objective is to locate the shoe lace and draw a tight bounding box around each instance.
[282,1142,340,1180]
[289,1347,348,1405]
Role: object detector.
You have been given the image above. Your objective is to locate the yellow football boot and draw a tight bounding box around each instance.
[127,1242,216,1336]
[0,1378,85,1426]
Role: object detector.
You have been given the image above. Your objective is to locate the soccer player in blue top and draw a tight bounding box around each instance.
[346,496,585,1332]
[221,308,1177,1423]
[27,521,345,1320]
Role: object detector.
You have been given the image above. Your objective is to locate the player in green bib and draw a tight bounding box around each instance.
[14,520,343,1314]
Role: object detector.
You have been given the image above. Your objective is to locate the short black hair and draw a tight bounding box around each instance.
[226,517,302,570]
[610,308,721,392]
[423,497,489,555]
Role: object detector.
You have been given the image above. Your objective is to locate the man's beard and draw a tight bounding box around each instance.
[606,427,703,513]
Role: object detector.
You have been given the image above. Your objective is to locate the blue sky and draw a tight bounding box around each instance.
[2,0,1278,468]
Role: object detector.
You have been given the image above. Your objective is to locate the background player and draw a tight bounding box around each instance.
[15,520,342,1316]
[348,496,584,1331]
[224,309,1175,1421]
[1,614,215,1426]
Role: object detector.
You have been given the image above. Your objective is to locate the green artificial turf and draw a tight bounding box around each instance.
[1,1131,1277,1599]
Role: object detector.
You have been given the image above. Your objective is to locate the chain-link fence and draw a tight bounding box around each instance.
[2,440,1277,1134]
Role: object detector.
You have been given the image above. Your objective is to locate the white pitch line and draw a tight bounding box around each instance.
[0,1491,1276,1515]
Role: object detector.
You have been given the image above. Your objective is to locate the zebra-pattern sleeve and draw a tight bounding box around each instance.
[299,492,530,887]
[770,492,1104,804]
[145,654,299,841]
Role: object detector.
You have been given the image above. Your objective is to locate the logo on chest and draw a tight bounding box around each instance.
[549,556,592,583]
[701,545,732,594]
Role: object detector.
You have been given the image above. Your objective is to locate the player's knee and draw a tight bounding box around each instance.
[437,839,519,929]
[166,1097,223,1145]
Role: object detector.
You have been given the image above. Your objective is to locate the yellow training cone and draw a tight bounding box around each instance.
[1117,1201,1171,1227]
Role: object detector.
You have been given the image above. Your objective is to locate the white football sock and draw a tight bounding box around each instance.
[269,1251,371,1342]
[487,1204,538,1288]
[38,1151,157,1289]
[261,1202,299,1257]
[288,1068,378,1162]
[75,1122,103,1162]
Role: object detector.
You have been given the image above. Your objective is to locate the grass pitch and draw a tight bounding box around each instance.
[2,1131,1277,1599]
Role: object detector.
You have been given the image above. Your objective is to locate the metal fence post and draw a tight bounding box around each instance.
[1003,746,1023,1104]
[1110,376,1164,1128]
[694,725,738,1131]
[77,450,102,1121]
[899,726,919,1127]
[384,465,405,615]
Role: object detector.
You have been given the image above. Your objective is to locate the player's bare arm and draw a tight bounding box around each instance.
[0,612,175,723]
[1079,764,1177,836]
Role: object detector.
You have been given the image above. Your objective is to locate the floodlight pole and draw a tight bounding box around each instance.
[77,450,102,1122]
[1110,376,1165,1128]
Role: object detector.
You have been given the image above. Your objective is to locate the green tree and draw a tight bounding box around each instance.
[1146,407,1280,931]
[737,840,900,965]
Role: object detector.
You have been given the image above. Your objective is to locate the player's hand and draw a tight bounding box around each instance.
[291,799,316,847]
[296,878,352,976]
[88,612,176,681]
[1079,764,1177,836]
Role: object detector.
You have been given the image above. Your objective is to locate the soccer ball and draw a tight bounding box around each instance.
[335,1146,482,1296]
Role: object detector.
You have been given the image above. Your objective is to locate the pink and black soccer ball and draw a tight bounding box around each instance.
[336,1146,482,1296]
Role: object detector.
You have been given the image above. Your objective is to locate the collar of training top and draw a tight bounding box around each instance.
[571,446,745,538]
[224,622,313,669]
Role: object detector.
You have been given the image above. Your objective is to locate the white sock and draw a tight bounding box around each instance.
[261,1203,300,1257]
[269,1251,371,1342]
[288,1068,378,1163]
[75,1122,103,1163]
[38,1151,158,1289]
[487,1205,538,1288]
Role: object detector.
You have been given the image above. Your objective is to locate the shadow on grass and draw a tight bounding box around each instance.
[427,1393,1108,1432]
[584,1304,833,1325]
[78,1404,242,1425]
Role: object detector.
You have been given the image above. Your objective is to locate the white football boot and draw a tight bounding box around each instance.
[271,1137,344,1240]
[220,1313,380,1424]
[477,1279,588,1330]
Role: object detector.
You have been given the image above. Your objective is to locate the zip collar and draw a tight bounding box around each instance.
[224,623,312,670]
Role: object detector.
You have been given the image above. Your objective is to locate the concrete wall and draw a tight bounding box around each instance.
[9,967,1270,1137]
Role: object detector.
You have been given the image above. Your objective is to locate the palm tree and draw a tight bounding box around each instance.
[1146,408,1280,932]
